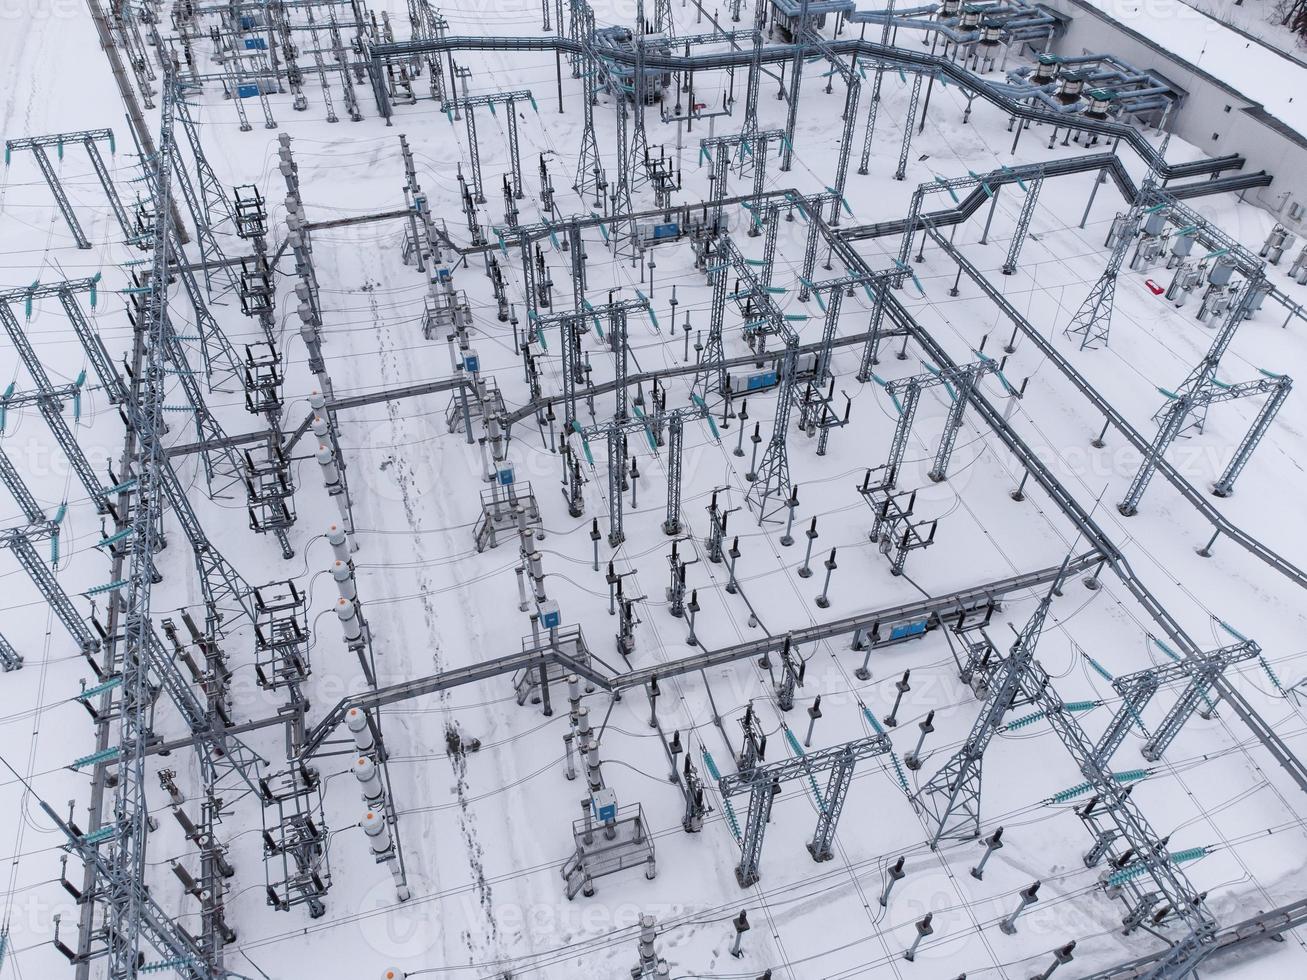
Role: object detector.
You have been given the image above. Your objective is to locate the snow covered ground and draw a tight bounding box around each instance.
[1172,0,1307,59]
[1,2,1307,979]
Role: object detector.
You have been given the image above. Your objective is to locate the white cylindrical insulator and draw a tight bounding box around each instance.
[317,444,341,487]
[337,597,363,643]
[333,560,358,602]
[299,321,319,348]
[345,707,374,751]
[309,390,328,413]
[312,414,331,440]
[297,301,316,326]
[328,523,351,563]
[354,756,385,802]
[361,809,391,853]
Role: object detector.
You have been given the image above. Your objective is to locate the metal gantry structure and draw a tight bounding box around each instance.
[716,726,892,886]
[448,89,535,204]
[2,5,1305,980]
[5,130,132,248]
[1119,280,1289,515]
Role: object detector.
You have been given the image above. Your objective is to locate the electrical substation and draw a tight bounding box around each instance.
[4,1,1307,977]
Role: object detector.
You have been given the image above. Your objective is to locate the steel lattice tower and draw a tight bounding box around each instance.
[1064,206,1145,350]
[104,70,220,980]
[745,339,799,522]
[917,563,1066,847]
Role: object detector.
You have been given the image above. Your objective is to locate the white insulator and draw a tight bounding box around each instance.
[345,707,375,751]
[295,281,312,304]
[380,969,406,980]
[354,756,385,802]
[337,597,363,643]
[333,560,358,602]
[361,809,391,852]
[328,523,351,562]
[279,160,295,179]
[311,415,331,439]
[299,320,319,348]
[317,444,341,488]
[296,300,315,324]
[309,390,327,413]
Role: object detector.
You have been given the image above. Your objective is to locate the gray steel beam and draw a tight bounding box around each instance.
[367,34,1242,182]
[1076,898,1307,979]
[295,554,1097,760]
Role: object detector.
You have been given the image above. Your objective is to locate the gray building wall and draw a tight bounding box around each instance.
[1040,0,1307,231]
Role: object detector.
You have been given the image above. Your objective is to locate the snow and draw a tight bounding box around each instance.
[1081,0,1307,135]
[1,1,1307,979]
[1174,0,1307,62]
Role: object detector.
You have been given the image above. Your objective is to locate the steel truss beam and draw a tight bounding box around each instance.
[718,732,891,885]
[292,555,1095,762]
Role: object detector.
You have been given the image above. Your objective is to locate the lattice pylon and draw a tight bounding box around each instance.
[1065,209,1141,351]
[1065,268,1118,351]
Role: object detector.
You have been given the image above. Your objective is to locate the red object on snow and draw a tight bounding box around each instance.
[1145,279,1165,295]
[693,102,707,111]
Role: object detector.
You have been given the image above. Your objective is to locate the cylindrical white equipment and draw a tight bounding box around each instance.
[328,522,355,561]
[354,756,385,803]
[361,813,411,903]
[337,597,363,643]
[333,560,358,602]
[361,808,391,853]
[312,414,331,440]
[345,707,374,751]
[317,444,341,489]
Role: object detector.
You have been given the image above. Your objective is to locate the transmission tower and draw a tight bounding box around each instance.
[103,70,224,980]
[917,561,1067,846]
[1064,206,1146,350]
